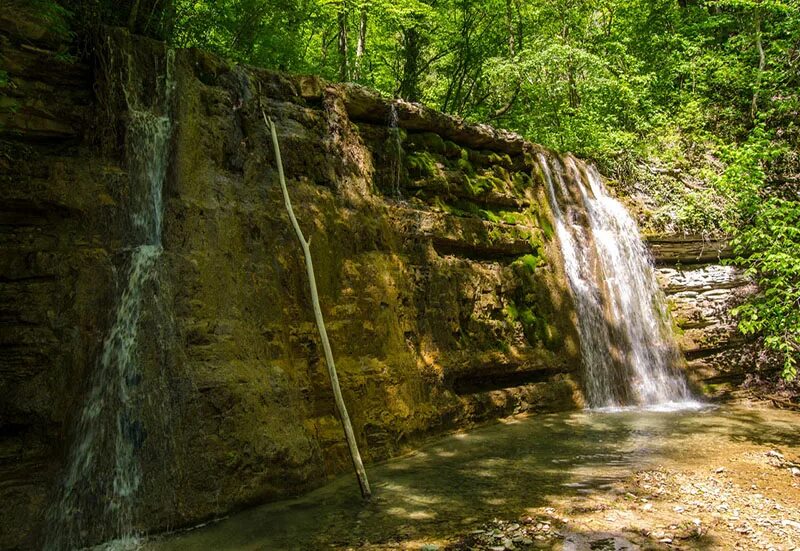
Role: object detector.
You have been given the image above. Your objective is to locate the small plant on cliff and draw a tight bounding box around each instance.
[514,254,540,273]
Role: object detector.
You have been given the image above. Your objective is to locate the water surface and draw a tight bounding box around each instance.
[151,404,800,550]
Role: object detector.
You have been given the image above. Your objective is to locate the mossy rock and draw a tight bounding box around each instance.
[514,254,540,273]
[467,149,490,167]
[407,151,439,178]
[464,172,506,197]
[443,140,461,159]
[456,157,475,176]
[534,209,555,240]
[487,152,513,167]
[512,171,532,192]
[419,132,446,154]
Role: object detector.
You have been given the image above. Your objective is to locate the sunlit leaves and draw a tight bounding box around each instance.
[721,126,799,380]
[155,0,800,378]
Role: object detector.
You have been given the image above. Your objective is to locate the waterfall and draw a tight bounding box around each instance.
[46,46,174,550]
[539,154,698,409]
[387,101,403,198]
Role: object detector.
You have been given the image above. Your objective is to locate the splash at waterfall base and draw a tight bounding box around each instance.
[0,15,769,549]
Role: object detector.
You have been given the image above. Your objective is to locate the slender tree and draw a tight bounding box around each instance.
[338,0,349,81]
[263,112,372,500]
[354,3,368,80]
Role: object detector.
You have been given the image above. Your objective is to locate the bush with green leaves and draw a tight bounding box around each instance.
[719,127,798,380]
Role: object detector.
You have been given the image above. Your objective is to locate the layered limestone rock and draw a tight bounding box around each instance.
[2,11,761,548]
[0,10,126,549]
[649,237,759,392]
[1,19,582,548]
[165,45,582,529]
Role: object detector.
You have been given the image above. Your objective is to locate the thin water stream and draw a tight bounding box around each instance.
[387,101,403,199]
[46,44,174,550]
[150,404,800,550]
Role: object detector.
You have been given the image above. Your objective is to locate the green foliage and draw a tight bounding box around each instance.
[723,127,799,380]
[406,151,438,177]
[25,0,74,38]
[675,190,726,234]
[464,174,493,197]
[43,0,800,381]
[138,0,799,173]
[514,254,540,273]
[456,157,474,175]
[504,297,546,346]
[480,209,501,223]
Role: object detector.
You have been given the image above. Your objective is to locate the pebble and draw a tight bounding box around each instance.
[791,467,800,477]
[782,519,800,530]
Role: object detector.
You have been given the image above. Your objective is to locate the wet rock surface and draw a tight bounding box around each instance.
[652,247,759,392]
[1,16,582,548]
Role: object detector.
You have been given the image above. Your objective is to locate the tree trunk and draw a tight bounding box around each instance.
[338,1,349,81]
[489,83,521,120]
[128,0,142,31]
[751,11,765,119]
[263,112,372,500]
[399,26,421,102]
[562,25,580,109]
[354,6,367,81]
[568,62,580,109]
[505,0,516,57]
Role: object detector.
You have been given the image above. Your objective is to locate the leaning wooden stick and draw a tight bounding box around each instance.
[263,111,372,500]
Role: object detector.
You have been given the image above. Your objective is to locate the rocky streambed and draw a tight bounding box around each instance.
[151,401,800,550]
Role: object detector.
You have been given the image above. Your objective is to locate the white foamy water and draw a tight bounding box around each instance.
[539,153,697,409]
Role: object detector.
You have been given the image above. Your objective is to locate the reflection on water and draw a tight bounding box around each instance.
[590,400,708,414]
[150,405,799,550]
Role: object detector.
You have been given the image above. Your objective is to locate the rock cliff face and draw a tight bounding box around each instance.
[1,10,122,549]
[648,237,759,392]
[1,17,583,548]
[0,11,760,549]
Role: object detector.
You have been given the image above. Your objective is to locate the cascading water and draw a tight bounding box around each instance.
[539,153,697,409]
[45,45,174,550]
[387,101,403,199]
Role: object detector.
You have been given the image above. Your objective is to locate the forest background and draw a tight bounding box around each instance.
[13,0,800,380]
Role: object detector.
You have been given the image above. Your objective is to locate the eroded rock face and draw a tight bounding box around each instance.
[0,10,127,550]
[1,21,582,548]
[162,44,583,530]
[651,239,759,392]
[2,14,760,548]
